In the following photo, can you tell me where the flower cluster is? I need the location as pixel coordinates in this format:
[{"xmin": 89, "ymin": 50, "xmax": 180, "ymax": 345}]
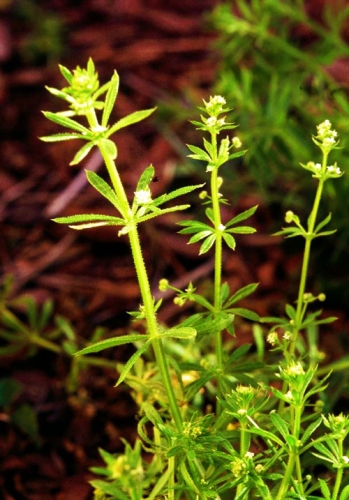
[{"xmin": 313, "ymin": 119, "xmax": 339, "ymax": 154}]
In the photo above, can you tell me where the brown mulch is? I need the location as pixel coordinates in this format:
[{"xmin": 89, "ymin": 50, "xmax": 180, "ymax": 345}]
[{"xmin": 0, "ymin": 1, "xmax": 348, "ymax": 499}]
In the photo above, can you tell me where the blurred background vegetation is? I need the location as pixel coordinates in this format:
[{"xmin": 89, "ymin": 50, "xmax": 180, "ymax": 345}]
[{"xmin": 157, "ymin": 0, "xmax": 349, "ymax": 307}]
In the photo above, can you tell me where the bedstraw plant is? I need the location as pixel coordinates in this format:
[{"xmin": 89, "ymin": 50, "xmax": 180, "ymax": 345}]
[{"xmin": 41, "ymin": 59, "xmax": 349, "ymax": 499}]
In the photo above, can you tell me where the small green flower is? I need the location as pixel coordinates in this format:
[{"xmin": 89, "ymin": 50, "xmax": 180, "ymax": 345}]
[
  {"xmin": 159, "ymin": 279, "xmax": 169, "ymax": 291},
  {"xmin": 231, "ymin": 457, "xmax": 247, "ymax": 477},
  {"xmin": 312, "ymin": 119, "xmax": 340, "ymax": 155},
  {"xmin": 322, "ymin": 413, "xmax": 349, "ymax": 439}
]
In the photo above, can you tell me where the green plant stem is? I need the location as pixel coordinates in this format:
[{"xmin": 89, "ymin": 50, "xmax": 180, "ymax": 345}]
[
  {"xmin": 210, "ymin": 132, "xmax": 224, "ymax": 416},
  {"xmin": 332, "ymin": 439, "xmax": 344, "ymax": 500},
  {"xmin": 128, "ymin": 225, "xmax": 183, "ymax": 431},
  {"xmin": 289, "ymin": 153, "xmax": 327, "ymax": 357},
  {"xmin": 236, "ymin": 421, "xmax": 250, "ymax": 498},
  {"xmin": 30, "ymin": 332, "xmax": 62, "ymax": 354},
  {"xmin": 276, "ymin": 403, "xmax": 303, "ymax": 500},
  {"xmin": 84, "ymin": 109, "xmax": 184, "ymax": 432}
]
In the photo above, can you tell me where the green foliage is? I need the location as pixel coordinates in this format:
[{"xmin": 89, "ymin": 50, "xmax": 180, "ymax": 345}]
[
  {"xmin": 205, "ymin": 0, "xmax": 349, "ymax": 293},
  {"xmin": 0, "ymin": 377, "xmax": 40, "ymax": 444},
  {"xmin": 37, "ymin": 59, "xmax": 349, "ymax": 499}
]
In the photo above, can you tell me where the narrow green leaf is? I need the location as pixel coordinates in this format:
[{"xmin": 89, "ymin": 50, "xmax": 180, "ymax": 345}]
[
  {"xmin": 339, "ymin": 485, "xmax": 349, "ymax": 500},
  {"xmin": 228, "ymin": 307, "xmax": 260, "ymax": 322},
  {"xmin": 152, "ymin": 183, "xmax": 204, "ymax": 207},
  {"xmin": 225, "ymin": 205, "xmax": 258, "ymax": 227},
  {"xmin": 274, "ymin": 227, "xmax": 306, "ymax": 238},
  {"xmin": 12, "ymin": 404, "xmax": 40, "ymax": 444},
  {"xmin": 228, "ymin": 150, "xmax": 247, "ymax": 160},
  {"xmin": 100, "ymin": 138, "xmax": 117, "ymax": 160},
  {"xmin": 136, "ymin": 165, "xmax": 155, "ymax": 192},
  {"xmin": 226, "ymin": 225, "xmax": 256, "ymax": 234},
  {"xmin": 40, "ymin": 132, "xmax": 83, "ymax": 142},
  {"xmin": 187, "ymin": 144, "xmax": 211, "ymax": 162},
  {"xmin": 42, "ymin": 111, "xmax": 89, "ymax": 134},
  {"xmin": 225, "ymin": 283, "xmax": 259, "ymax": 307},
  {"xmin": 269, "ymin": 412, "xmax": 290, "ymax": 441},
  {"xmin": 59, "ymin": 64, "xmax": 73, "ymax": 84},
  {"xmin": 314, "ymin": 213, "xmax": 332, "ymax": 234},
  {"xmin": 205, "ymin": 207, "xmax": 215, "ymax": 224},
  {"xmin": 203, "ymin": 137, "xmax": 214, "ymax": 156},
  {"xmin": 69, "ymin": 221, "xmax": 119, "ymax": 230},
  {"xmin": 185, "ymin": 371, "xmax": 216, "ymax": 401},
  {"xmin": 221, "ymin": 282, "xmax": 230, "ymax": 305},
  {"xmin": 115, "ymin": 340, "xmax": 151, "ymax": 386},
  {"xmin": 75, "ymin": 333, "xmax": 149, "ymax": 356},
  {"xmin": 314, "ymin": 230, "xmax": 337, "ymax": 238},
  {"xmin": 1, "ymin": 309, "xmax": 28, "ymax": 334},
  {"xmin": 301, "ymin": 417, "xmax": 322, "ymax": 445},
  {"xmin": 226, "ymin": 344, "xmax": 252, "ymax": 364},
  {"xmin": 45, "ymin": 86, "xmax": 75, "ymax": 103},
  {"xmin": 142, "ymin": 402, "xmax": 165, "ymax": 427},
  {"xmin": 89, "ymin": 480, "xmax": 129, "ymax": 499},
  {"xmin": 199, "ymin": 233, "xmax": 216, "ymax": 254},
  {"xmin": 86, "ymin": 170, "xmax": 123, "ymax": 213},
  {"xmin": 189, "ymin": 230, "xmax": 213, "ymax": 244},
  {"xmin": 102, "ymin": 71, "xmax": 119, "ymax": 127},
  {"xmin": 177, "ymin": 220, "xmax": 212, "ymax": 234},
  {"xmin": 190, "ymin": 293, "xmax": 214, "ymax": 311},
  {"xmin": 0, "ymin": 378, "xmax": 23, "ymax": 407},
  {"xmin": 160, "ymin": 326, "xmax": 197, "ymax": 339},
  {"xmin": 107, "ymin": 108, "xmax": 156, "ymax": 135},
  {"xmin": 136, "ymin": 204, "xmax": 191, "ymax": 225},
  {"xmin": 318, "ymin": 478, "xmax": 331, "ymax": 500},
  {"xmin": 70, "ymin": 142, "xmax": 94, "ymax": 165},
  {"xmin": 53, "ymin": 213, "xmax": 124, "ymax": 225},
  {"xmin": 285, "ymin": 303, "xmax": 296, "ymax": 321},
  {"xmin": 222, "ymin": 232, "xmax": 236, "ymax": 250}
]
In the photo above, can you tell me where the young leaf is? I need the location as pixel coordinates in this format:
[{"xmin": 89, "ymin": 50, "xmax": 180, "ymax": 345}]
[
  {"xmin": 301, "ymin": 417, "xmax": 322, "ymax": 446},
  {"xmin": 85, "ymin": 170, "xmax": 123, "ymax": 213},
  {"xmin": 318, "ymin": 478, "xmax": 331, "ymax": 500},
  {"xmin": 226, "ymin": 225, "xmax": 256, "ymax": 234},
  {"xmin": 152, "ymin": 183, "xmax": 205, "ymax": 208},
  {"xmin": 101, "ymin": 71, "xmax": 119, "ymax": 127},
  {"xmin": 225, "ymin": 205, "xmax": 258, "ymax": 227},
  {"xmin": 227, "ymin": 307, "xmax": 260, "ymax": 322},
  {"xmin": 53, "ymin": 213, "xmax": 124, "ymax": 226},
  {"xmin": 136, "ymin": 165, "xmax": 155, "ymax": 192},
  {"xmin": 339, "ymin": 485, "xmax": 349, "ymax": 500},
  {"xmin": 40, "ymin": 132, "xmax": 84, "ymax": 143},
  {"xmin": 45, "ymin": 86, "xmax": 75, "ymax": 104},
  {"xmin": 285, "ymin": 303, "xmax": 296, "ymax": 321},
  {"xmin": 107, "ymin": 108, "xmax": 156, "ymax": 135},
  {"xmin": 224, "ymin": 283, "xmax": 259, "ymax": 308},
  {"xmin": 70, "ymin": 142, "xmax": 95, "ymax": 165},
  {"xmin": 135, "ymin": 204, "xmax": 191, "ymax": 225},
  {"xmin": 187, "ymin": 144, "xmax": 212, "ymax": 162},
  {"xmin": 42, "ymin": 111, "xmax": 89, "ymax": 134},
  {"xmin": 269, "ymin": 412, "xmax": 290, "ymax": 441},
  {"xmin": 177, "ymin": 220, "xmax": 213, "ymax": 234},
  {"xmin": 74, "ymin": 333, "xmax": 149, "ymax": 356},
  {"xmin": 222, "ymin": 232, "xmax": 236, "ymax": 250},
  {"xmin": 59, "ymin": 64, "xmax": 73, "ymax": 84},
  {"xmin": 314, "ymin": 213, "xmax": 332, "ymax": 234},
  {"xmin": 199, "ymin": 234, "xmax": 216, "ymax": 254},
  {"xmin": 100, "ymin": 138, "xmax": 117, "ymax": 160},
  {"xmin": 115, "ymin": 340, "xmax": 151, "ymax": 386},
  {"xmin": 188, "ymin": 230, "xmax": 213, "ymax": 244},
  {"xmin": 159, "ymin": 326, "xmax": 197, "ymax": 340}
]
